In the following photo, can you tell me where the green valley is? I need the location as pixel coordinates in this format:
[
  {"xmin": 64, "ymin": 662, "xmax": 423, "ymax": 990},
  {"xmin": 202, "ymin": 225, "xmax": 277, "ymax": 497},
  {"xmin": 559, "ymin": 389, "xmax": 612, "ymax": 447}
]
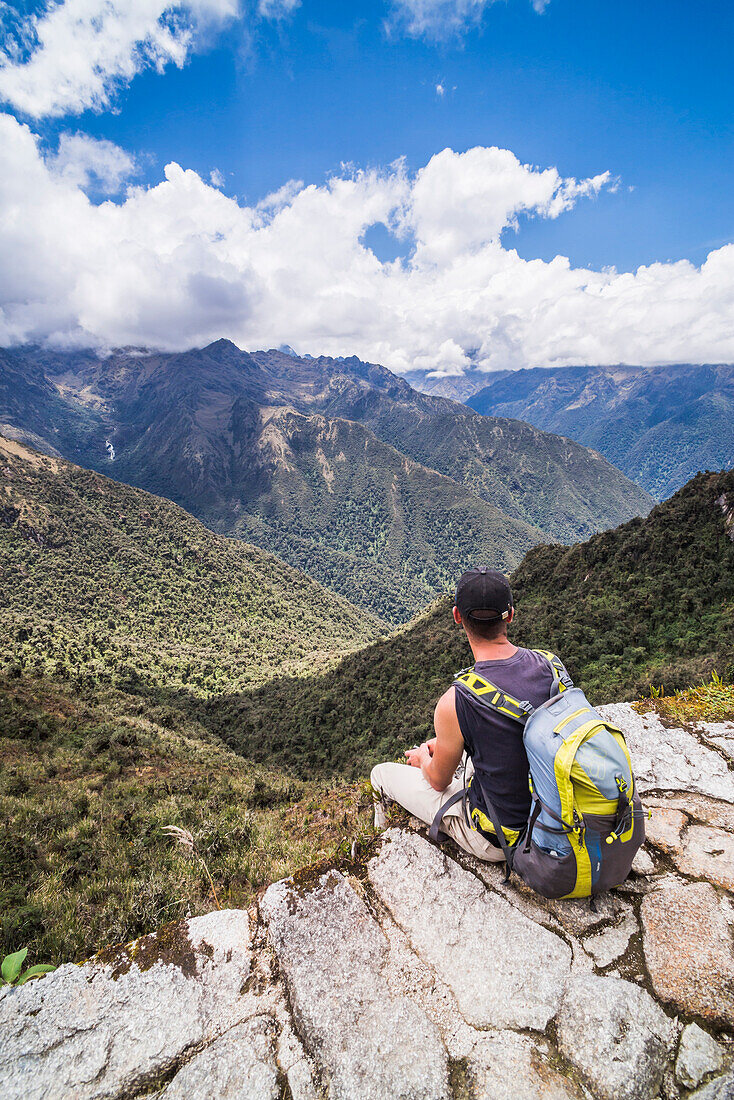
[
  {"xmin": 216, "ymin": 468, "xmax": 734, "ymax": 779},
  {"xmin": 1, "ymin": 342, "xmax": 653, "ymax": 621}
]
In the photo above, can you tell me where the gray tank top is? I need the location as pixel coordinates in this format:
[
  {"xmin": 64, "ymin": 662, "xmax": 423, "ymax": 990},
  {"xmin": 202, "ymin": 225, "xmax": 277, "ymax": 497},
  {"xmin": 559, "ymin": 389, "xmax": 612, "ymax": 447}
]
[{"xmin": 454, "ymin": 647, "xmax": 557, "ymax": 831}]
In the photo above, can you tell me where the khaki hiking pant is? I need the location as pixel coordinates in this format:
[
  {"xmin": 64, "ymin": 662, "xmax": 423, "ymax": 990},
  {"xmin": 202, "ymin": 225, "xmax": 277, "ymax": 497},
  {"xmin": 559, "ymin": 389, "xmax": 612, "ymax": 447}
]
[{"xmin": 370, "ymin": 754, "xmax": 506, "ymax": 863}]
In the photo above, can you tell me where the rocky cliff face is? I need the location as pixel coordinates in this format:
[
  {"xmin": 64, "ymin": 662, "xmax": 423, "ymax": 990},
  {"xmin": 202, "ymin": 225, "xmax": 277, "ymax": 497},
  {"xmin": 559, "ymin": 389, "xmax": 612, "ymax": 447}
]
[{"xmin": 2, "ymin": 702, "xmax": 733, "ymax": 1100}]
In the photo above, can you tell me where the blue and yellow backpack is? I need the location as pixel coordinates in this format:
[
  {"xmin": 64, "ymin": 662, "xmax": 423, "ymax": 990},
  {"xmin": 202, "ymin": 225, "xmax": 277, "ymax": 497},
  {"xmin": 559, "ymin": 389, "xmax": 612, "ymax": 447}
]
[{"xmin": 434, "ymin": 651, "xmax": 646, "ymax": 899}]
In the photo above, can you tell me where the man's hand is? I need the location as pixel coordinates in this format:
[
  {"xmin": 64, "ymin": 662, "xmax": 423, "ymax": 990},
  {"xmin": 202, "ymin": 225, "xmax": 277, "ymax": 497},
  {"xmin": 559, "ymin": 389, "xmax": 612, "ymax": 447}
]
[{"xmin": 405, "ymin": 738, "xmax": 435, "ymax": 768}]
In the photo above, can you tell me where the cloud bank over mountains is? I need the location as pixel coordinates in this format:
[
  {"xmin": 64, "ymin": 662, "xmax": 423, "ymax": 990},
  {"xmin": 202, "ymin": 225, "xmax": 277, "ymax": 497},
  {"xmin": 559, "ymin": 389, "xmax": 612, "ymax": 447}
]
[{"xmin": 1, "ymin": 113, "xmax": 733, "ymax": 375}]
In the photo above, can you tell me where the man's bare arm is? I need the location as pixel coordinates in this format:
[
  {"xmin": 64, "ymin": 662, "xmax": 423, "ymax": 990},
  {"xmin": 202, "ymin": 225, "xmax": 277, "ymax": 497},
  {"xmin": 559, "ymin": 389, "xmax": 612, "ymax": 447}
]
[{"xmin": 405, "ymin": 687, "xmax": 465, "ymax": 792}]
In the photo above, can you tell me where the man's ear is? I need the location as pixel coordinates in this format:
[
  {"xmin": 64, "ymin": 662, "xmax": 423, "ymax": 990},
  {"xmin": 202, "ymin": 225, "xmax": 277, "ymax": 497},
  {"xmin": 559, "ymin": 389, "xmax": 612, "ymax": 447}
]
[
  {"xmin": 452, "ymin": 606, "xmax": 462, "ymax": 626},
  {"xmin": 507, "ymin": 607, "xmax": 515, "ymax": 624}
]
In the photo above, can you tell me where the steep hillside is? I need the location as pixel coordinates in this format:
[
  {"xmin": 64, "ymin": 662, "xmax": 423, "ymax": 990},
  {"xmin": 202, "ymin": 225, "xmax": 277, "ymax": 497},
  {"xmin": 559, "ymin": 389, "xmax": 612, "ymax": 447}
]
[
  {"xmin": 213, "ymin": 469, "xmax": 734, "ymax": 779},
  {"xmin": 0, "ymin": 437, "xmax": 379, "ymax": 696},
  {"xmin": 1, "ymin": 342, "xmax": 652, "ymax": 620},
  {"xmin": 251, "ymin": 348, "xmax": 652, "ymax": 542},
  {"xmin": 467, "ymin": 363, "xmax": 734, "ymax": 499},
  {"xmin": 0, "ymin": 673, "xmax": 372, "ymax": 966}
]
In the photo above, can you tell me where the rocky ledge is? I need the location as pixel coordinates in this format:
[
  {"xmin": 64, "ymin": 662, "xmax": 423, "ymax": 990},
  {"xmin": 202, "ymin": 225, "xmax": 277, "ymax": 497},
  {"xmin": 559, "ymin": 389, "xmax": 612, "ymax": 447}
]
[{"xmin": 2, "ymin": 703, "xmax": 733, "ymax": 1100}]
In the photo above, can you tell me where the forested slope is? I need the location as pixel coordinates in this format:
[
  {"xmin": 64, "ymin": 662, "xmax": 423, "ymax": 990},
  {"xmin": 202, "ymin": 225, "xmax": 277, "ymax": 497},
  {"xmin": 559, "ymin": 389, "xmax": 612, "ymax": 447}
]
[
  {"xmin": 212, "ymin": 469, "xmax": 734, "ymax": 779},
  {"xmin": 468, "ymin": 362, "xmax": 734, "ymax": 499},
  {"xmin": 0, "ymin": 437, "xmax": 380, "ymax": 696}
]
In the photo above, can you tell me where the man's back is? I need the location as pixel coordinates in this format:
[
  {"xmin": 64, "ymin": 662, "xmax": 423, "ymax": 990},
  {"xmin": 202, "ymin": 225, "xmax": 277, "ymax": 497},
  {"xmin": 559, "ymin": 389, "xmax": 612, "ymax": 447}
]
[{"xmin": 455, "ymin": 647, "xmax": 557, "ymax": 832}]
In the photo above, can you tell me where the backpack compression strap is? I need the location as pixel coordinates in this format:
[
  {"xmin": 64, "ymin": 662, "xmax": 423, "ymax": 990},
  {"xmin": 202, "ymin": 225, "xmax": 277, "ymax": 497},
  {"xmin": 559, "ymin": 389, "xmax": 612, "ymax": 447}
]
[
  {"xmin": 532, "ymin": 650, "xmax": 574, "ymax": 692},
  {"xmin": 453, "ymin": 667, "xmax": 534, "ymax": 724}
]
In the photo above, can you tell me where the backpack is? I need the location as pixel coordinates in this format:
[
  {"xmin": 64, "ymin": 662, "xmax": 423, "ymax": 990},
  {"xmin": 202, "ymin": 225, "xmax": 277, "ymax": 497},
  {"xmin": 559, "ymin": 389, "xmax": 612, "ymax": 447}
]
[{"xmin": 430, "ymin": 651, "xmax": 646, "ymax": 899}]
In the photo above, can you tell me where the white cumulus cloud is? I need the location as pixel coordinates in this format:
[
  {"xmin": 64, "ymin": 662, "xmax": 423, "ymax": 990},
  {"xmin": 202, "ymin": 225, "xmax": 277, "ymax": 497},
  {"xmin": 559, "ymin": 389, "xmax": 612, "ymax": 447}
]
[
  {"xmin": 0, "ymin": 0, "xmax": 239, "ymax": 119},
  {"xmin": 390, "ymin": 0, "xmax": 548, "ymax": 40},
  {"xmin": 49, "ymin": 132, "xmax": 138, "ymax": 193},
  {"xmin": 1, "ymin": 112, "xmax": 733, "ymax": 376}
]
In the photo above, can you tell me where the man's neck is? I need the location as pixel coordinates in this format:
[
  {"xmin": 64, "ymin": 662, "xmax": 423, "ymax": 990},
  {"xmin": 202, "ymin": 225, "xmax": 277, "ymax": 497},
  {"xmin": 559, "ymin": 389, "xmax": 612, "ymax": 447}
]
[{"xmin": 470, "ymin": 636, "xmax": 518, "ymax": 663}]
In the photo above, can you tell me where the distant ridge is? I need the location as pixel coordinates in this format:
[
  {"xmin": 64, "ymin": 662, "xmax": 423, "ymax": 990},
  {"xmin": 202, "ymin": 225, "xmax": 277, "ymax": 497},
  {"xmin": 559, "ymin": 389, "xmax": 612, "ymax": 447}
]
[{"xmin": 467, "ymin": 362, "xmax": 734, "ymax": 499}]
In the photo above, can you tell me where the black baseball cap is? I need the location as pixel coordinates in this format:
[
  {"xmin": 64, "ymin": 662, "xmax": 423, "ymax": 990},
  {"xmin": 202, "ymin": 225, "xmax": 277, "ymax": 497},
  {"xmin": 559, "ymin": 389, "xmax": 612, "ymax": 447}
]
[{"xmin": 455, "ymin": 566, "xmax": 513, "ymax": 624}]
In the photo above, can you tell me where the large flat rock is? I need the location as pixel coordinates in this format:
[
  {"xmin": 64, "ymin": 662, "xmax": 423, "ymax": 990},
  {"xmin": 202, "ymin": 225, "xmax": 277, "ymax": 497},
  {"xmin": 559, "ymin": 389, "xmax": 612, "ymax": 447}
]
[
  {"xmin": 465, "ymin": 1031, "xmax": 587, "ymax": 1100},
  {"xmin": 260, "ymin": 868, "xmax": 450, "ymax": 1100},
  {"xmin": 697, "ymin": 720, "xmax": 734, "ymax": 762},
  {"xmin": 598, "ymin": 703, "xmax": 734, "ymax": 801},
  {"xmin": 556, "ymin": 975, "xmax": 674, "ymax": 1100},
  {"xmin": 675, "ymin": 824, "xmax": 734, "ymax": 891},
  {"xmin": 159, "ymin": 1015, "xmax": 280, "ymax": 1099},
  {"xmin": 0, "ymin": 910, "xmax": 253, "ymax": 1100},
  {"xmin": 368, "ymin": 830, "xmax": 572, "ymax": 1030},
  {"xmin": 641, "ymin": 881, "xmax": 734, "ymax": 1026}
]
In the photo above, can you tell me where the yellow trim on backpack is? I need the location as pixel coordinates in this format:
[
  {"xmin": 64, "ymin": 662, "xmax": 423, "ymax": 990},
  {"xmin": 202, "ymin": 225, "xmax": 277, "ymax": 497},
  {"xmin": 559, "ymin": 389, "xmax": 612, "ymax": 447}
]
[
  {"xmin": 570, "ymin": 759, "xmax": 619, "ymax": 816},
  {"xmin": 554, "ymin": 707, "xmax": 590, "ymax": 734},
  {"xmin": 469, "ymin": 806, "xmax": 521, "ymax": 847},
  {"xmin": 533, "ymin": 649, "xmax": 570, "ymax": 693},
  {"xmin": 564, "ymin": 824, "xmax": 593, "ymax": 898},
  {"xmin": 553, "ymin": 720, "xmax": 601, "ymax": 826},
  {"xmin": 552, "ymin": 719, "xmax": 602, "ymax": 898}
]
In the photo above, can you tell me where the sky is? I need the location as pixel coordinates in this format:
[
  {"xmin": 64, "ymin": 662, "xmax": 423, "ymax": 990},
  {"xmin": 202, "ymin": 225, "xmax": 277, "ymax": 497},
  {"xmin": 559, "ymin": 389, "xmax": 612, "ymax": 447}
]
[{"xmin": 0, "ymin": 0, "xmax": 732, "ymax": 376}]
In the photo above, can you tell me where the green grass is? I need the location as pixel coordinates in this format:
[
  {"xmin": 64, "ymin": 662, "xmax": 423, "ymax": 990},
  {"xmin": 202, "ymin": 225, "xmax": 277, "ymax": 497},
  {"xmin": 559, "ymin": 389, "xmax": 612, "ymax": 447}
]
[
  {"xmin": 634, "ymin": 672, "xmax": 734, "ymax": 725},
  {"xmin": 0, "ymin": 675, "xmax": 377, "ymax": 966}
]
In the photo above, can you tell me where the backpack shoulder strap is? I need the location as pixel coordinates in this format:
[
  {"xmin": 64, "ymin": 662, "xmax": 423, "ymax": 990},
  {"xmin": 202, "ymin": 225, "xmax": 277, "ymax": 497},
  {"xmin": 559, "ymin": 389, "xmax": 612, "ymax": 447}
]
[
  {"xmin": 453, "ymin": 666, "xmax": 534, "ymax": 726},
  {"xmin": 532, "ymin": 649, "xmax": 574, "ymax": 692}
]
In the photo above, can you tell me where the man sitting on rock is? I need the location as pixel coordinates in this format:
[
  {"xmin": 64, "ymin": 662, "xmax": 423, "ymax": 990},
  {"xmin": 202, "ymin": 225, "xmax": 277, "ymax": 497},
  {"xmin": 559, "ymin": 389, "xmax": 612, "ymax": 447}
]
[{"xmin": 371, "ymin": 566, "xmax": 562, "ymax": 861}]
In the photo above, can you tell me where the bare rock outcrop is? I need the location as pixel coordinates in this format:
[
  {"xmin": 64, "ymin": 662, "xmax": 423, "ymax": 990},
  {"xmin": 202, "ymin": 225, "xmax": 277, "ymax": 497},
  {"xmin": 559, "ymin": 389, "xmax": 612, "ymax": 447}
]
[{"xmin": 1, "ymin": 703, "xmax": 733, "ymax": 1099}]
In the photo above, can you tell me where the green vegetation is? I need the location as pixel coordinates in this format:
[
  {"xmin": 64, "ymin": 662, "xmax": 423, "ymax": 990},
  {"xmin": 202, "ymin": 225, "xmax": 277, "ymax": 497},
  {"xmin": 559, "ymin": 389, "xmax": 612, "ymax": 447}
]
[
  {"xmin": 0, "ymin": 674, "xmax": 376, "ymax": 965},
  {"xmin": 1, "ymin": 947, "xmax": 55, "ymax": 986},
  {"xmin": 634, "ymin": 671, "xmax": 734, "ymax": 725},
  {"xmin": 0, "ymin": 438, "xmax": 379, "ymax": 695},
  {"xmin": 216, "ymin": 470, "xmax": 734, "ymax": 779}
]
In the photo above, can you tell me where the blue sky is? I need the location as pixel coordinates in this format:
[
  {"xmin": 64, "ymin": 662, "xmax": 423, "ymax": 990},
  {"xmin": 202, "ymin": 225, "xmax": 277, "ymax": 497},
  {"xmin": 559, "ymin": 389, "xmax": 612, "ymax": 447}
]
[
  {"xmin": 51, "ymin": 0, "xmax": 734, "ymax": 271},
  {"xmin": 0, "ymin": 0, "xmax": 732, "ymax": 372}
]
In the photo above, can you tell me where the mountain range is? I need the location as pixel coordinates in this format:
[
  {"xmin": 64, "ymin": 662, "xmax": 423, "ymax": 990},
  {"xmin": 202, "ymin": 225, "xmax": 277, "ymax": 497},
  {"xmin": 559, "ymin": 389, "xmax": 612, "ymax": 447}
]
[
  {"xmin": 466, "ymin": 362, "xmax": 734, "ymax": 500},
  {"xmin": 0, "ymin": 342, "xmax": 652, "ymax": 621}
]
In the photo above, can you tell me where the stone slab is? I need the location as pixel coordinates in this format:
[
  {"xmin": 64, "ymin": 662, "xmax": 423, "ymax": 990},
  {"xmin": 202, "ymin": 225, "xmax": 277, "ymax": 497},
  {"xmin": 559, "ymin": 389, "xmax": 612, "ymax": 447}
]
[
  {"xmin": 368, "ymin": 830, "xmax": 572, "ymax": 1030},
  {"xmin": 261, "ymin": 868, "xmax": 449, "ymax": 1100},
  {"xmin": 466, "ymin": 1031, "xmax": 587, "ymax": 1100},
  {"xmin": 697, "ymin": 721, "xmax": 734, "ymax": 762},
  {"xmin": 641, "ymin": 881, "xmax": 734, "ymax": 1026},
  {"xmin": 646, "ymin": 808, "xmax": 688, "ymax": 853},
  {"xmin": 0, "ymin": 911, "xmax": 252, "ymax": 1100},
  {"xmin": 644, "ymin": 793, "xmax": 734, "ymax": 832},
  {"xmin": 471, "ymin": 855, "xmax": 630, "ymax": 936},
  {"xmin": 675, "ymin": 1023, "xmax": 727, "ymax": 1090},
  {"xmin": 597, "ymin": 704, "xmax": 734, "ymax": 802},
  {"xmin": 676, "ymin": 824, "xmax": 734, "ymax": 891},
  {"xmin": 557, "ymin": 974, "xmax": 674, "ymax": 1100},
  {"xmin": 689, "ymin": 1068, "xmax": 734, "ymax": 1100},
  {"xmin": 160, "ymin": 1016, "xmax": 280, "ymax": 1099},
  {"xmin": 582, "ymin": 910, "xmax": 639, "ymax": 968}
]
